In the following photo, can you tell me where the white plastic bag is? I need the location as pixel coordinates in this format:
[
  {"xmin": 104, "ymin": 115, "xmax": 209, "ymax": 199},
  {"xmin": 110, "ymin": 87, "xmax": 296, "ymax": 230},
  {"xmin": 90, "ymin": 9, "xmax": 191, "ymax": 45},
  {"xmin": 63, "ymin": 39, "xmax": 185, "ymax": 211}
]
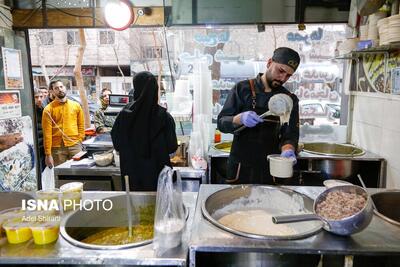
[
  {"xmin": 41, "ymin": 167, "xmax": 55, "ymax": 190},
  {"xmin": 153, "ymin": 166, "xmax": 185, "ymax": 256}
]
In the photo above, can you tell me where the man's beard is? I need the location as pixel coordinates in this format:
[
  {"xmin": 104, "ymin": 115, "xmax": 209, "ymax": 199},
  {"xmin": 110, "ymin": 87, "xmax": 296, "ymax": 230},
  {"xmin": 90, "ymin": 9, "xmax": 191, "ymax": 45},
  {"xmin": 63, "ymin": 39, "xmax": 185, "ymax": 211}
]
[
  {"xmin": 57, "ymin": 92, "xmax": 66, "ymax": 99},
  {"xmin": 267, "ymin": 77, "xmax": 283, "ymax": 89}
]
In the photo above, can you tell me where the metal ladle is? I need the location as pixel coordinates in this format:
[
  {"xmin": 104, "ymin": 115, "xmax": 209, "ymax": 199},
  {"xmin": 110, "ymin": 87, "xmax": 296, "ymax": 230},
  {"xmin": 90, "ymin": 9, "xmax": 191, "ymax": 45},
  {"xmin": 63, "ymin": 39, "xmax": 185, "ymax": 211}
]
[
  {"xmin": 124, "ymin": 175, "xmax": 133, "ymax": 238},
  {"xmin": 234, "ymin": 93, "xmax": 293, "ymax": 134},
  {"xmin": 357, "ymin": 174, "xmax": 377, "ymax": 211}
]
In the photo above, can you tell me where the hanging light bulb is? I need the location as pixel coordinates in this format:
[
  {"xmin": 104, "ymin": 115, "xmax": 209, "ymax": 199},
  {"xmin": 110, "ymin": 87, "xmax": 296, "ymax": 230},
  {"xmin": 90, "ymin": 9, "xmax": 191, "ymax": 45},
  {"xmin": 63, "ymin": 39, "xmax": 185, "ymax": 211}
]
[{"xmin": 104, "ymin": 0, "xmax": 134, "ymax": 31}]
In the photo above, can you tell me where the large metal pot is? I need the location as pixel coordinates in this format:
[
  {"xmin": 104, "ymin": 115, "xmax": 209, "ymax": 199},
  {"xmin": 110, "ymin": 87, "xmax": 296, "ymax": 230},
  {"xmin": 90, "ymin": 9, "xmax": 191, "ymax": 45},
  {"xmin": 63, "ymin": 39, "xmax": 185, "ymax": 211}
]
[
  {"xmin": 302, "ymin": 143, "xmax": 365, "ymax": 179},
  {"xmin": 273, "ymin": 185, "xmax": 374, "ymax": 236},
  {"xmin": 61, "ymin": 193, "xmax": 156, "ymax": 250},
  {"xmin": 371, "ymin": 190, "xmax": 400, "ymax": 226}
]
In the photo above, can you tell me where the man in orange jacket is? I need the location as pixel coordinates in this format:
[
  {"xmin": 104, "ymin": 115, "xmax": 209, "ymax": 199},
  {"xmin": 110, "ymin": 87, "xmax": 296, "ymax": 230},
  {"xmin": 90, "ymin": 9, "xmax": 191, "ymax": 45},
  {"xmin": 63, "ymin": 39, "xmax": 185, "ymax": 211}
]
[{"xmin": 42, "ymin": 80, "xmax": 85, "ymax": 167}]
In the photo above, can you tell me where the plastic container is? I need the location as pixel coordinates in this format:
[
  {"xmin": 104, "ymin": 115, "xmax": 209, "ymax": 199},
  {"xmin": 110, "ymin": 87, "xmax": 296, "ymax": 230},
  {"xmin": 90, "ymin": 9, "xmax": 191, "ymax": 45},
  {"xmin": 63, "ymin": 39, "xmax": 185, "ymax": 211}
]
[
  {"xmin": 60, "ymin": 182, "xmax": 83, "ymax": 211},
  {"xmin": 3, "ymin": 218, "xmax": 32, "ymax": 244},
  {"xmin": 36, "ymin": 188, "xmax": 61, "ymax": 201},
  {"xmin": 267, "ymin": 154, "xmax": 295, "ymax": 178},
  {"xmin": 31, "ymin": 222, "xmax": 60, "ymax": 245},
  {"xmin": 0, "ymin": 208, "xmax": 25, "ymax": 237}
]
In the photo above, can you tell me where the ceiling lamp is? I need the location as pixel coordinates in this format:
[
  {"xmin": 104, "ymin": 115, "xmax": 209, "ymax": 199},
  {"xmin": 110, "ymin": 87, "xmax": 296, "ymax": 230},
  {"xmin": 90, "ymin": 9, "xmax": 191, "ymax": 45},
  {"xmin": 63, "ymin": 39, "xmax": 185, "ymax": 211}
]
[{"xmin": 104, "ymin": 0, "xmax": 134, "ymax": 31}]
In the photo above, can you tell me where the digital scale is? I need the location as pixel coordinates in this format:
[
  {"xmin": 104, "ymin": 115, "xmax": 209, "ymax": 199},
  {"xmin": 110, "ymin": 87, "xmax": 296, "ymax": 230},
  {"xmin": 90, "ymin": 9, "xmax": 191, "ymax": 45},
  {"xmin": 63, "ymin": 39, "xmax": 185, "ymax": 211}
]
[{"xmin": 104, "ymin": 94, "xmax": 130, "ymax": 115}]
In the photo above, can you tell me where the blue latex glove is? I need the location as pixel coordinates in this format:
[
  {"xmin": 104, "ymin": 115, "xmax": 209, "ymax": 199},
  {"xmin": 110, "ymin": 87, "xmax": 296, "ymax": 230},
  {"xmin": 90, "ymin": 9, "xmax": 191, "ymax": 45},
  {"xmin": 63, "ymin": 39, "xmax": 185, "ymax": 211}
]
[
  {"xmin": 240, "ymin": 111, "xmax": 263, "ymax": 128},
  {"xmin": 281, "ymin": 149, "xmax": 297, "ymax": 165}
]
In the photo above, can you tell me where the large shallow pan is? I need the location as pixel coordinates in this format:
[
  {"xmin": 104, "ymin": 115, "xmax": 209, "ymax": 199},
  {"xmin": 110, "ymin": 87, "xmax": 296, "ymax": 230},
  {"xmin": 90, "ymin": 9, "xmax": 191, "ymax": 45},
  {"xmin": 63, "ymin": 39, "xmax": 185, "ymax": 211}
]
[
  {"xmin": 273, "ymin": 185, "xmax": 373, "ymax": 236},
  {"xmin": 202, "ymin": 185, "xmax": 323, "ymax": 240}
]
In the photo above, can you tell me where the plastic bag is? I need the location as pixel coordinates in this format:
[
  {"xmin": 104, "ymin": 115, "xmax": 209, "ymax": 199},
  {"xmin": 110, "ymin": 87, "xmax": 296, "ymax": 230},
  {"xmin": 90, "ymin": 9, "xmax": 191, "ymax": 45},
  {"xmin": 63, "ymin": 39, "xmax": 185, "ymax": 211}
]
[
  {"xmin": 153, "ymin": 166, "xmax": 185, "ymax": 256},
  {"xmin": 41, "ymin": 167, "xmax": 55, "ymax": 190},
  {"xmin": 188, "ymin": 130, "xmax": 207, "ymax": 169}
]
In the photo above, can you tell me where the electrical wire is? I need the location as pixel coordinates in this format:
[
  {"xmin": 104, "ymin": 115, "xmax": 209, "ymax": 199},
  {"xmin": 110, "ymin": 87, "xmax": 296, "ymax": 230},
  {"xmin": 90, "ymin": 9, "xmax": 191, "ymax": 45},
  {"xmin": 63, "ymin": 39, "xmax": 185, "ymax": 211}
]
[{"xmin": 45, "ymin": 3, "xmax": 105, "ymax": 25}]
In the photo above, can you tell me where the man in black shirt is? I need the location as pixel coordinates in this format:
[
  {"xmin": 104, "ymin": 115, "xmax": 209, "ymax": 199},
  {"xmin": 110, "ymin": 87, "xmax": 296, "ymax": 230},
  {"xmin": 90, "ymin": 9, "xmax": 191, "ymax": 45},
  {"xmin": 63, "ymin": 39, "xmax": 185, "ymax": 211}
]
[{"xmin": 217, "ymin": 47, "xmax": 300, "ymax": 184}]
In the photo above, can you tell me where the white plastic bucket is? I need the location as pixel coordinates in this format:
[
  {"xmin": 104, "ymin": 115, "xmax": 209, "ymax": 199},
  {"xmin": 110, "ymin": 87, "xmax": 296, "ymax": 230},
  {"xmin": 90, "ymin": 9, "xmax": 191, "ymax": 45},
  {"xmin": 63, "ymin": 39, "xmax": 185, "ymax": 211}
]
[{"xmin": 267, "ymin": 154, "xmax": 294, "ymax": 178}]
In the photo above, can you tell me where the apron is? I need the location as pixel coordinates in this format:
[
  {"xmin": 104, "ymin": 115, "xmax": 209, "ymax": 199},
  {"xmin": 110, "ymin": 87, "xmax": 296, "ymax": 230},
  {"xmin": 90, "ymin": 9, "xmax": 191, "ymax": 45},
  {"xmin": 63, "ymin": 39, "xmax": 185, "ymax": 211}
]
[{"xmin": 226, "ymin": 79, "xmax": 281, "ymax": 185}]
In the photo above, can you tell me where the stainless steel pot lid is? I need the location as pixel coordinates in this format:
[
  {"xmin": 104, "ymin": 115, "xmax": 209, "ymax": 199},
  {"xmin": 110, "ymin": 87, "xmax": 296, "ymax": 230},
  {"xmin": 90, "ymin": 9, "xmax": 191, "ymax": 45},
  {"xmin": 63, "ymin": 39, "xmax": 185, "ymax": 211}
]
[{"xmin": 202, "ymin": 185, "xmax": 322, "ymax": 240}]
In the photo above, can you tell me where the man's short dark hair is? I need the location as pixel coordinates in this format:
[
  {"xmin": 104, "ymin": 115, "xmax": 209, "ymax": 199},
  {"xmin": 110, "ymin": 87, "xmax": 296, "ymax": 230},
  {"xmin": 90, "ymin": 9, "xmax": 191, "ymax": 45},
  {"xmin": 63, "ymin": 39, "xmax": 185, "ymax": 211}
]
[
  {"xmin": 101, "ymin": 88, "xmax": 112, "ymax": 95},
  {"xmin": 49, "ymin": 79, "xmax": 62, "ymax": 90}
]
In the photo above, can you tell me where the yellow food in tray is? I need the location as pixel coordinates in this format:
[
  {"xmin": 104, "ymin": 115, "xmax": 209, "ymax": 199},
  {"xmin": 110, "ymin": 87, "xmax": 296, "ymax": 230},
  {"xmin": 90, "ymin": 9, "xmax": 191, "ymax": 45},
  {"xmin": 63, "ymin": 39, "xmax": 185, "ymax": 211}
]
[
  {"xmin": 0, "ymin": 208, "xmax": 25, "ymax": 237},
  {"xmin": 81, "ymin": 205, "xmax": 155, "ymax": 246},
  {"xmin": 31, "ymin": 222, "xmax": 60, "ymax": 245},
  {"xmin": 213, "ymin": 141, "xmax": 232, "ymax": 153},
  {"xmin": 81, "ymin": 224, "xmax": 154, "ymax": 245},
  {"xmin": 3, "ymin": 218, "xmax": 32, "ymax": 244}
]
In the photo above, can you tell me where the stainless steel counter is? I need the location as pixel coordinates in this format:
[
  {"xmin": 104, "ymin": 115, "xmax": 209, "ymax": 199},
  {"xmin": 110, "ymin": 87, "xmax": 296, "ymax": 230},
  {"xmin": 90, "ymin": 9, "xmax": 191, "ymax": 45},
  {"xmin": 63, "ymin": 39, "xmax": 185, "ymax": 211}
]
[
  {"xmin": 208, "ymin": 146, "xmax": 387, "ymax": 187},
  {"xmin": 0, "ymin": 191, "xmax": 198, "ymax": 266},
  {"xmin": 189, "ymin": 185, "xmax": 400, "ymax": 266},
  {"xmin": 208, "ymin": 146, "xmax": 385, "ymax": 161},
  {"xmin": 54, "ymin": 160, "xmax": 206, "ymax": 191}
]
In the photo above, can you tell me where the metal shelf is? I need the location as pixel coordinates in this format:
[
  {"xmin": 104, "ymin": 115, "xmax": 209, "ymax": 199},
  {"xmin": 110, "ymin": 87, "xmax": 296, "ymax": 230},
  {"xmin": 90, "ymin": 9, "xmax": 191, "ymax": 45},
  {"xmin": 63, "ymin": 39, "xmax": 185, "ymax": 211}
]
[{"xmin": 334, "ymin": 42, "xmax": 400, "ymax": 93}]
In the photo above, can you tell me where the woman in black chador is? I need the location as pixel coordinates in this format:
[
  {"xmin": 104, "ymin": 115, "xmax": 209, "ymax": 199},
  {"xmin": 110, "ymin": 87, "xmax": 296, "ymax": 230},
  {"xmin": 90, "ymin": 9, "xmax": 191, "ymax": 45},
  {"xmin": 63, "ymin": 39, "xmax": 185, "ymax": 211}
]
[{"xmin": 111, "ymin": 71, "xmax": 178, "ymax": 191}]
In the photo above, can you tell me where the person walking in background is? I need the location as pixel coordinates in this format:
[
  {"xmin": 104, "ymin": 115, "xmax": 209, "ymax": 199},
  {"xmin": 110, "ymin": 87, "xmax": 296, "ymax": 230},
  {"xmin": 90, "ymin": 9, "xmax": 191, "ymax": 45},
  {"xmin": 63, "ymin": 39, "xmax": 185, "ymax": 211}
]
[
  {"xmin": 42, "ymin": 80, "xmax": 85, "ymax": 167},
  {"xmin": 111, "ymin": 71, "xmax": 178, "ymax": 191},
  {"xmin": 34, "ymin": 88, "xmax": 46, "ymax": 172},
  {"xmin": 94, "ymin": 88, "xmax": 116, "ymax": 133}
]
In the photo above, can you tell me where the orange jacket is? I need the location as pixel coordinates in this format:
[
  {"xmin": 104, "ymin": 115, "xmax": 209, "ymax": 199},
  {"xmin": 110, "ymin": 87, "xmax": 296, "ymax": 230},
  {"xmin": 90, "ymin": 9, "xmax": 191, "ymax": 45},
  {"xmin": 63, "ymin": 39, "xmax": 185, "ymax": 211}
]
[{"xmin": 42, "ymin": 99, "xmax": 84, "ymax": 156}]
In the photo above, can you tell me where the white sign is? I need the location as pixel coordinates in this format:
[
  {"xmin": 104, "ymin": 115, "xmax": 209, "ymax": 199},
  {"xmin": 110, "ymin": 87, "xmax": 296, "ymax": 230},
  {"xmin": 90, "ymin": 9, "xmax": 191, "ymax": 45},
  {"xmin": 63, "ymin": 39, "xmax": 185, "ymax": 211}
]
[{"xmin": 2, "ymin": 47, "xmax": 24, "ymax": 89}]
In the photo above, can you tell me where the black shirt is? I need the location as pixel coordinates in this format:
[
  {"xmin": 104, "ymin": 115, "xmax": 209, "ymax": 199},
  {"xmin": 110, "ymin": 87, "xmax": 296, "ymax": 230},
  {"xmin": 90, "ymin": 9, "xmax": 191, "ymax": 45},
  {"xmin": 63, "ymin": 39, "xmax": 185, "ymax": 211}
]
[{"xmin": 217, "ymin": 73, "xmax": 299, "ymax": 151}]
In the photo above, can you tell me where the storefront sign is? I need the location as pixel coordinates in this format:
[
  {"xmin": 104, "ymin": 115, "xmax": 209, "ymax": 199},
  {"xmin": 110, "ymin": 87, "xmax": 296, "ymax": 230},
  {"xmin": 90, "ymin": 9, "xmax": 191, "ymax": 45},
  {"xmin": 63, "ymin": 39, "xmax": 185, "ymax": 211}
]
[
  {"xmin": 32, "ymin": 66, "xmax": 95, "ymax": 76},
  {"xmin": 194, "ymin": 31, "xmax": 230, "ymax": 47},
  {"xmin": 2, "ymin": 47, "xmax": 24, "ymax": 89},
  {"xmin": 286, "ymin": 28, "xmax": 324, "ymax": 45},
  {"xmin": 0, "ymin": 91, "xmax": 22, "ymax": 119}
]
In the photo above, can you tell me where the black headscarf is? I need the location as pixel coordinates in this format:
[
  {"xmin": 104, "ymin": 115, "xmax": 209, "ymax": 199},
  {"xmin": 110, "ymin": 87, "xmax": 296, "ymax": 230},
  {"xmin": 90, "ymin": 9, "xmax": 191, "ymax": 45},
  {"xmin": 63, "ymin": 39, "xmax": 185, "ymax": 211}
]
[{"xmin": 126, "ymin": 71, "xmax": 163, "ymax": 158}]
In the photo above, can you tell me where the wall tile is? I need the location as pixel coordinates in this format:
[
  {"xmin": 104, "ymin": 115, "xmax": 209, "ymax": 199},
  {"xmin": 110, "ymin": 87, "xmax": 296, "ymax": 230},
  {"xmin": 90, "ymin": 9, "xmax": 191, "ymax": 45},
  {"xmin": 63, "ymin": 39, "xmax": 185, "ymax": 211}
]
[
  {"xmin": 352, "ymin": 121, "xmax": 383, "ymax": 155},
  {"xmin": 380, "ymin": 129, "xmax": 400, "ymax": 169},
  {"xmin": 382, "ymin": 99, "xmax": 400, "ymax": 133},
  {"xmin": 385, "ymin": 164, "xmax": 400, "ymax": 189},
  {"xmin": 353, "ymin": 96, "xmax": 384, "ymax": 127}
]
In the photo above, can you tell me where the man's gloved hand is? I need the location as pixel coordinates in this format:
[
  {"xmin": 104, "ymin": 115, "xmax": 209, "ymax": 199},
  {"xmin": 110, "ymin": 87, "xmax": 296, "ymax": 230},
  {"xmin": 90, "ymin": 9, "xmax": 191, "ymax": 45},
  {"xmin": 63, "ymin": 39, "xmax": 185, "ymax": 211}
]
[
  {"xmin": 280, "ymin": 149, "xmax": 297, "ymax": 165},
  {"xmin": 240, "ymin": 111, "xmax": 263, "ymax": 127}
]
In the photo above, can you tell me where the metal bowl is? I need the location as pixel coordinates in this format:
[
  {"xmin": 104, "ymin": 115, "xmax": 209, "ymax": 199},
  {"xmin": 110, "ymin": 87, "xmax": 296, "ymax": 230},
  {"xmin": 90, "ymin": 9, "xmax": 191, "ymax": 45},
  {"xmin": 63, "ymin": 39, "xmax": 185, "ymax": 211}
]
[
  {"xmin": 313, "ymin": 185, "xmax": 373, "ymax": 235},
  {"xmin": 371, "ymin": 190, "xmax": 400, "ymax": 226},
  {"xmin": 202, "ymin": 185, "xmax": 322, "ymax": 240},
  {"xmin": 273, "ymin": 185, "xmax": 374, "ymax": 236}
]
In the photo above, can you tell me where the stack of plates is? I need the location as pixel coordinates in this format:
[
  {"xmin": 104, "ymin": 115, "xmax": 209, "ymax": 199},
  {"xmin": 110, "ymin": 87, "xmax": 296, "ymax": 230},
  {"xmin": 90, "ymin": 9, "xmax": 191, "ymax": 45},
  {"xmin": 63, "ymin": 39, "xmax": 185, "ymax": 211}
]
[
  {"xmin": 337, "ymin": 38, "xmax": 359, "ymax": 55},
  {"xmin": 378, "ymin": 17, "xmax": 390, "ymax": 45},
  {"xmin": 368, "ymin": 12, "xmax": 387, "ymax": 44},
  {"xmin": 359, "ymin": 25, "xmax": 369, "ymax": 40},
  {"xmin": 388, "ymin": 14, "xmax": 400, "ymax": 43}
]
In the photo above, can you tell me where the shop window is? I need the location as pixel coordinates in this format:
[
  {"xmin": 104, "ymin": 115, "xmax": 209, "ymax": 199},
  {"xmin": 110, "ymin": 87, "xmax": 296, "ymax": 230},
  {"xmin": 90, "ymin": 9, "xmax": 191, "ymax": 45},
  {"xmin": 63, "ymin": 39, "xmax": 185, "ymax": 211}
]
[
  {"xmin": 67, "ymin": 31, "xmax": 80, "ymax": 45},
  {"xmin": 101, "ymin": 82, "xmax": 112, "ymax": 91},
  {"xmin": 38, "ymin": 32, "xmax": 54, "ymax": 45},
  {"xmin": 122, "ymin": 82, "xmax": 132, "ymax": 92},
  {"xmin": 141, "ymin": 46, "xmax": 163, "ymax": 59},
  {"xmin": 99, "ymin": 31, "xmax": 115, "ymax": 45}
]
